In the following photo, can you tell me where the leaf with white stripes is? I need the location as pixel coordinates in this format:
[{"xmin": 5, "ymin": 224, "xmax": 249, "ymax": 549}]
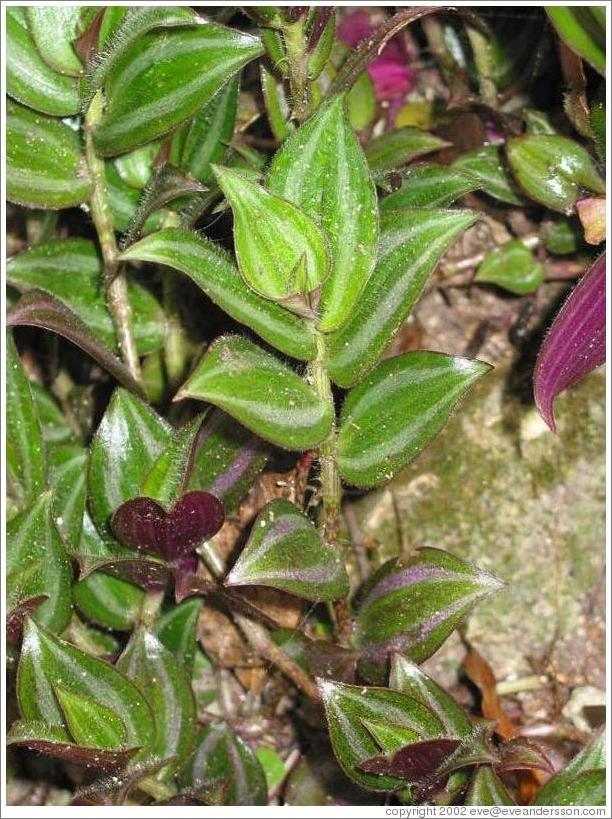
[
  {"xmin": 226, "ymin": 499, "xmax": 349, "ymax": 601},
  {"xmin": 381, "ymin": 165, "xmax": 479, "ymax": 211},
  {"xmin": 25, "ymin": 6, "xmax": 82, "ymax": 75},
  {"xmin": 355, "ymin": 548, "xmax": 504, "ymax": 682},
  {"xmin": 7, "ymin": 492, "xmax": 72, "ymax": 634},
  {"xmin": 120, "ymin": 228, "xmax": 317, "ymax": 360},
  {"xmin": 178, "ymin": 722, "xmax": 267, "ymax": 805},
  {"xmin": 117, "ymin": 628, "xmax": 196, "ymax": 779},
  {"xmin": 48, "ymin": 444, "xmax": 87, "ymax": 550},
  {"xmin": 326, "ymin": 209, "xmax": 478, "ymax": 388},
  {"xmin": 266, "ymin": 95, "xmax": 378, "ymax": 331},
  {"xmin": 337, "ymin": 351, "xmax": 491, "ymax": 488},
  {"xmin": 176, "ymin": 335, "xmax": 333, "ymax": 450},
  {"xmin": 93, "ymin": 21, "xmax": 263, "ymax": 155},
  {"xmin": 452, "ymin": 146, "xmax": 524, "ymax": 205},
  {"xmin": 317, "ymin": 679, "xmax": 444, "ymax": 791}
]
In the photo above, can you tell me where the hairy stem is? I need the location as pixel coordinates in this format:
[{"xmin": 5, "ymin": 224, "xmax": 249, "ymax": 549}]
[
  {"xmin": 283, "ymin": 18, "xmax": 310, "ymax": 122},
  {"xmin": 85, "ymin": 91, "xmax": 141, "ymax": 382},
  {"xmin": 309, "ymin": 332, "xmax": 353, "ymax": 645},
  {"xmin": 197, "ymin": 540, "xmax": 320, "ymax": 701}
]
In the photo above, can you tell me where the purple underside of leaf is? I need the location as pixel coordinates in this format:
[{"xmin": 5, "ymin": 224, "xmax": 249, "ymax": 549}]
[
  {"xmin": 495, "ymin": 737, "xmax": 554, "ymax": 773},
  {"xmin": 7, "ymin": 595, "xmax": 49, "ymax": 643},
  {"xmin": 359, "ymin": 737, "xmax": 462, "ymax": 781},
  {"xmin": 6, "ymin": 290, "xmax": 146, "ymax": 399},
  {"xmin": 534, "ymin": 253, "xmax": 605, "ymax": 431}
]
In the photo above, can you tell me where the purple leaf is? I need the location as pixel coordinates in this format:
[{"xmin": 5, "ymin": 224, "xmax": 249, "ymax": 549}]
[
  {"xmin": 359, "ymin": 737, "xmax": 462, "ymax": 781},
  {"xmin": 534, "ymin": 253, "xmax": 605, "ymax": 431},
  {"xmin": 7, "ymin": 290, "xmax": 146, "ymax": 399},
  {"xmin": 495, "ymin": 737, "xmax": 554, "ymax": 774},
  {"xmin": 111, "ymin": 490, "xmax": 225, "ymax": 561},
  {"xmin": 7, "ymin": 595, "xmax": 48, "ymax": 644}
]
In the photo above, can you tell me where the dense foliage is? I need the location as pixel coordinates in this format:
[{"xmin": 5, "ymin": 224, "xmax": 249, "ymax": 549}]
[{"xmin": 5, "ymin": 4, "xmax": 606, "ymax": 808}]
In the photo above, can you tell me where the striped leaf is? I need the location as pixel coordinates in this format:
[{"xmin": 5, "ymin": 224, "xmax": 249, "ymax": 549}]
[
  {"xmin": 6, "ymin": 7, "xmax": 79, "ymax": 116},
  {"xmin": 546, "ymin": 7, "xmax": 605, "ymax": 75},
  {"xmin": 154, "ymin": 599, "xmax": 202, "ymax": 677},
  {"xmin": 118, "ymin": 628, "xmax": 196, "ymax": 779},
  {"xmin": 381, "ymin": 165, "xmax": 479, "ymax": 211},
  {"xmin": 465, "ymin": 766, "xmax": 515, "ymax": 806},
  {"xmin": 17, "ymin": 619, "xmax": 154, "ymax": 754},
  {"xmin": 318, "ymin": 679, "xmax": 444, "ymax": 791},
  {"xmin": 365, "ymin": 128, "xmax": 449, "ymax": 175},
  {"xmin": 476, "ymin": 240, "xmax": 543, "ymax": 295},
  {"xmin": 337, "ymin": 351, "xmax": 491, "ymax": 488},
  {"xmin": 53, "ymin": 685, "xmax": 127, "ymax": 750},
  {"xmin": 533, "ymin": 729, "xmax": 606, "ymax": 806},
  {"xmin": 326, "ymin": 209, "xmax": 478, "ymax": 388},
  {"xmin": 48, "ymin": 444, "xmax": 87, "ymax": 550},
  {"xmin": 266, "ymin": 96, "xmax": 379, "ymax": 332},
  {"xmin": 120, "ymin": 228, "xmax": 317, "ymax": 361},
  {"xmin": 212, "ymin": 165, "xmax": 330, "ymax": 303},
  {"xmin": 140, "ymin": 415, "xmax": 204, "ymax": 507},
  {"xmin": 7, "ymin": 102, "xmax": 91, "ymax": 210},
  {"xmin": 226, "ymin": 499, "xmax": 349, "ymax": 601},
  {"xmin": 93, "ymin": 22, "xmax": 263, "ymax": 155},
  {"xmin": 178, "ymin": 76, "xmax": 239, "ymax": 184},
  {"xmin": 7, "ymin": 493, "xmax": 72, "ymax": 634},
  {"xmin": 31, "ymin": 382, "xmax": 74, "ymax": 446},
  {"xmin": 7, "ymin": 290, "xmax": 145, "ymax": 399},
  {"xmin": 25, "ymin": 6, "xmax": 82, "ymax": 75},
  {"xmin": 72, "ymin": 511, "xmax": 144, "ymax": 631},
  {"xmin": 389, "ymin": 655, "xmax": 472, "ymax": 737},
  {"xmin": 6, "ymin": 332, "xmax": 46, "ymax": 508},
  {"xmin": 7, "ymin": 238, "xmax": 166, "ymax": 356},
  {"xmin": 178, "ymin": 722, "xmax": 267, "ymax": 805},
  {"xmin": 176, "ymin": 336, "xmax": 333, "ymax": 450},
  {"xmin": 189, "ymin": 410, "xmax": 268, "ymax": 515},
  {"xmin": 506, "ymin": 135, "xmax": 605, "ymax": 214},
  {"xmin": 355, "ymin": 548, "xmax": 504, "ymax": 681},
  {"xmin": 452, "ymin": 146, "xmax": 524, "ymax": 206}
]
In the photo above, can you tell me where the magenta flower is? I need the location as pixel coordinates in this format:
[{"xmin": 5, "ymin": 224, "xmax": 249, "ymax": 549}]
[
  {"xmin": 338, "ymin": 10, "xmax": 415, "ymax": 103},
  {"xmin": 533, "ymin": 254, "xmax": 606, "ymax": 431}
]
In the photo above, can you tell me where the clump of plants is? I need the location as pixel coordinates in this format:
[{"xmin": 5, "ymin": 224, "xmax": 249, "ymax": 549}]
[{"xmin": 5, "ymin": 4, "xmax": 606, "ymax": 808}]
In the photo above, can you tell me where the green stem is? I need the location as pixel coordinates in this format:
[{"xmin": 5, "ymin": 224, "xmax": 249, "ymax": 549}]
[
  {"xmin": 138, "ymin": 588, "xmax": 164, "ymax": 628},
  {"xmin": 85, "ymin": 91, "xmax": 142, "ymax": 382},
  {"xmin": 283, "ymin": 18, "xmax": 310, "ymax": 122}
]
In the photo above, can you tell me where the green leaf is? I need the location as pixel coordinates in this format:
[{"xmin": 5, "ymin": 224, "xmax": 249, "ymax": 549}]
[
  {"xmin": 154, "ymin": 599, "xmax": 202, "ymax": 677},
  {"xmin": 318, "ymin": 679, "xmax": 443, "ymax": 791},
  {"xmin": 346, "ymin": 71, "xmax": 376, "ymax": 130},
  {"xmin": 117, "ymin": 628, "xmax": 196, "ymax": 778},
  {"xmin": 326, "ymin": 209, "xmax": 478, "ymax": 388},
  {"xmin": 546, "ymin": 7, "xmax": 605, "ymax": 75},
  {"xmin": 106, "ymin": 161, "xmax": 167, "ymax": 234},
  {"xmin": 72, "ymin": 512, "xmax": 144, "ymax": 631},
  {"xmin": 354, "ymin": 548, "xmax": 504, "ymax": 681},
  {"xmin": 7, "ymin": 102, "xmax": 91, "ymax": 210},
  {"xmin": 7, "ymin": 290, "xmax": 146, "ymax": 399},
  {"xmin": 337, "ymin": 350, "xmax": 491, "ymax": 488},
  {"xmin": 475, "ymin": 240, "xmax": 544, "ymax": 295},
  {"xmin": 6, "ymin": 7, "xmax": 80, "ymax": 116},
  {"xmin": 507, "ymin": 135, "xmax": 605, "ymax": 214},
  {"xmin": 541, "ymin": 216, "xmax": 583, "ymax": 255},
  {"xmin": 6, "ymin": 331, "xmax": 46, "ymax": 507},
  {"xmin": 179, "ymin": 76, "xmax": 239, "ymax": 183},
  {"xmin": 140, "ymin": 415, "xmax": 203, "ymax": 506},
  {"xmin": 365, "ymin": 128, "xmax": 449, "ymax": 175},
  {"xmin": 48, "ymin": 444, "xmax": 87, "ymax": 549},
  {"xmin": 17, "ymin": 618, "xmax": 154, "ymax": 753},
  {"xmin": 465, "ymin": 765, "xmax": 515, "ymax": 805},
  {"xmin": 381, "ymin": 165, "xmax": 479, "ymax": 211},
  {"xmin": 7, "ymin": 239, "xmax": 166, "ymax": 356},
  {"xmin": 25, "ymin": 6, "xmax": 83, "ymax": 75},
  {"xmin": 64, "ymin": 613, "xmax": 120, "ymax": 659},
  {"xmin": 189, "ymin": 410, "xmax": 268, "ymax": 515},
  {"xmin": 266, "ymin": 96, "xmax": 379, "ymax": 331},
  {"xmin": 534, "ymin": 729, "xmax": 606, "ymax": 806},
  {"xmin": 88, "ymin": 388, "xmax": 171, "ymax": 539},
  {"xmin": 226, "ymin": 498, "xmax": 349, "ymax": 601},
  {"xmin": 93, "ymin": 22, "xmax": 263, "ymax": 155},
  {"xmin": 6, "ymin": 720, "xmax": 138, "ymax": 771},
  {"xmin": 212, "ymin": 165, "xmax": 330, "ymax": 303},
  {"xmin": 120, "ymin": 228, "xmax": 317, "ymax": 361},
  {"xmin": 30, "ymin": 382, "xmax": 74, "ymax": 445},
  {"xmin": 452, "ymin": 146, "xmax": 524, "ymax": 205},
  {"xmin": 53, "ymin": 684, "xmax": 127, "ymax": 749},
  {"xmin": 176, "ymin": 335, "xmax": 333, "ymax": 450},
  {"xmin": 389, "ymin": 654, "xmax": 472, "ymax": 737},
  {"xmin": 179, "ymin": 722, "xmax": 267, "ymax": 805},
  {"xmin": 260, "ymin": 64, "xmax": 293, "ymax": 144},
  {"xmin": 114, "ymin": 141, "xmax": 161, "ymax": 190},
  {"xmin": 7, "ymin": 493, "xmax": 72, "ymax": 634},
  {"xmin": 256, "ymin": 747, "xmax": 286, "ymax": 791}
]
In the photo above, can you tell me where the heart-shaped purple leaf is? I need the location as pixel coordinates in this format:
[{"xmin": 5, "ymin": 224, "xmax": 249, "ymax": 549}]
[
  {"xmin": 359, "ymin": 737, "xmax": 462, "ymax": 782},
  {"xmin": 111, "ymin": 491, "xmax": 224, "ymax": 561},
  {"xmin": 534, "ymin": 253, "xmax": 605, "ymax": 431}
]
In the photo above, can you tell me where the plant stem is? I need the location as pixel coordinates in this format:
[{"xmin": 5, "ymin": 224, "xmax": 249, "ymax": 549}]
[
  {"xmin": 197, "ymin": 540, "xmax": 320, "ymax": 701},
  {"xmin": 283, "ymin": 18, "xmax": 310, "ymax": 122},
  {"xmin": 466, "ymin": 25, "xmax": 498, "ymax": 109},
  {"xmin": 138, "ymin": 588, "xmax": 164, "ymax": 628},
  {"xmin": 309, "ymin": 332, "xmax": 353, "ymax": 645},
  {"xmin": 85, "ymin": 91, "xmax": 142, "ymax": 382}
]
